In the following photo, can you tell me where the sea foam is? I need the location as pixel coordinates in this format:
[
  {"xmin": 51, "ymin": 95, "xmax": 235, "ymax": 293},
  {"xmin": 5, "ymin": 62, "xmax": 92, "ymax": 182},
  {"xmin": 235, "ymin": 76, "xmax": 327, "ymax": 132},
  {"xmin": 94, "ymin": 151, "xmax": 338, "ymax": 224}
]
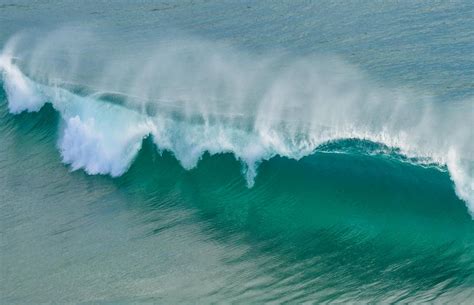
[{"xmin": 1, "ymin": 29, "xmax": 472, "ymax": 214}]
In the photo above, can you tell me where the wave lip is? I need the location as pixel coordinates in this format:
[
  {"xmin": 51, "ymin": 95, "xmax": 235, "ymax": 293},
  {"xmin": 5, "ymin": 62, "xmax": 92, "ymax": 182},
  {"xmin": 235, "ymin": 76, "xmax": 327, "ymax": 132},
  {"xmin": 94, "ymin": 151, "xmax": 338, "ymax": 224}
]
[{"xmin": 1, "ymin": 34, "xmax": 473, "ymax": 215}]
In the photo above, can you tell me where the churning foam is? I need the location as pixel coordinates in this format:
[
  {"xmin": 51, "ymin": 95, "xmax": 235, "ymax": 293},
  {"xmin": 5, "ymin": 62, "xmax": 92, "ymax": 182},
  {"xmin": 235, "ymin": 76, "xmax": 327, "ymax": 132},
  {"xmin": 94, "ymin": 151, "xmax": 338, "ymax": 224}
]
[{"xmin": 1, "ymin": 29, "xmax": 473, "ymax": 214}]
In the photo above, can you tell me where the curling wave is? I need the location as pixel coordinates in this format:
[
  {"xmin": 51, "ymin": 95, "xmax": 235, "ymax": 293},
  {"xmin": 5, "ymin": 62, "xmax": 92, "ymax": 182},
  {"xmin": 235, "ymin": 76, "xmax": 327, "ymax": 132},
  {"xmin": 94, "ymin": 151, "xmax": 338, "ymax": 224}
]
[{"xmin": 0, "ymin": 29, "xmax": 472, "ymax": 215}]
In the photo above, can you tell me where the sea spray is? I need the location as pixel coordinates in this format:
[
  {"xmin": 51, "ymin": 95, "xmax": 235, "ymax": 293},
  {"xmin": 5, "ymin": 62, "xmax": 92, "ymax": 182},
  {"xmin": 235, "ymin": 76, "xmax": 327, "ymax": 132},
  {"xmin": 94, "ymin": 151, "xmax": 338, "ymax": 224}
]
[{"xmin": 1, "ymin": 28, "xmax": 472, "ymax": 214}]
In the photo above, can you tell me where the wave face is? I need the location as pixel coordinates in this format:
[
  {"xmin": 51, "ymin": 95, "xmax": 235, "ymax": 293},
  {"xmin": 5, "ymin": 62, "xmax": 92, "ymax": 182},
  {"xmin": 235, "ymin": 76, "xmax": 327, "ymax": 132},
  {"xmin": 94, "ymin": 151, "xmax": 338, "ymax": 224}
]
[
  {"xmin": 1, "ymin": 87, "xmax": 474, "ymax": 303},
  {"xmin": 1, "ymin": 21, "xmax": 474, "ymax": 303},
  {"xmin": 2, "ymin": 1, "xmax": 474, "ymax": 302},
  {"xmin": 1, "ymin": 29, "xmax": 473, "ymax": 214}
]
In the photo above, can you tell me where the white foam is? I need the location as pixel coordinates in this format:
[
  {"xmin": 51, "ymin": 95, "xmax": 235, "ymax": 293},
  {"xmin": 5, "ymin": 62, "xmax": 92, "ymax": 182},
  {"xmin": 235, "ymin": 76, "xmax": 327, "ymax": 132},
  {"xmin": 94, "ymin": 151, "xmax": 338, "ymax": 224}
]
[
  {"xmin": 1, "ymin": 31, "xmax": 472, "ymax": 215},
  {"xmin": 1, "ymin": 55, "xmax": 46, "ymax": 113},
  {"xmin": 58, "ymin": 115, "xmax": 149, "ymax": 177},
  {"xmin": 447, "ymin": 149, "xmax": 474, "ymax": 214}
]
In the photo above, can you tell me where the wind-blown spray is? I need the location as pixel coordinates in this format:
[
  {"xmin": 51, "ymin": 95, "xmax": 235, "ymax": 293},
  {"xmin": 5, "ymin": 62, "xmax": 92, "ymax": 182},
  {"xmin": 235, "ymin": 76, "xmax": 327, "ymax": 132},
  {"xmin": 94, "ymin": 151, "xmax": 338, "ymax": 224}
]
[{"xmin": 1, "ymin": 28, "xmax": 472, "ymax": 214}]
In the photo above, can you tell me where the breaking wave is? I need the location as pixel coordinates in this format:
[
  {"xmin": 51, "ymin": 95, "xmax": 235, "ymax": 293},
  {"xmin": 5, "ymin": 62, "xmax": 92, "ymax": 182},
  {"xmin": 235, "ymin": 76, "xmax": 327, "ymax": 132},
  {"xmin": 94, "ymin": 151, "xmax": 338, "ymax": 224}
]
[{"xmin": 1, "ymin": 28, "xmax": 472, "ymax": 214}]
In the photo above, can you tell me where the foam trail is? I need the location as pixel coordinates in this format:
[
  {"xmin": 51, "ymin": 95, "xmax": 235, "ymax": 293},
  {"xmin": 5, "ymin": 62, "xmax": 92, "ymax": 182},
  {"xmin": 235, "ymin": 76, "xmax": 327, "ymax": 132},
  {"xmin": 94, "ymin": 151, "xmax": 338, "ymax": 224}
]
[{"xmin": 1, "ymin": 29, "xmax": 473, "ymax": 214}]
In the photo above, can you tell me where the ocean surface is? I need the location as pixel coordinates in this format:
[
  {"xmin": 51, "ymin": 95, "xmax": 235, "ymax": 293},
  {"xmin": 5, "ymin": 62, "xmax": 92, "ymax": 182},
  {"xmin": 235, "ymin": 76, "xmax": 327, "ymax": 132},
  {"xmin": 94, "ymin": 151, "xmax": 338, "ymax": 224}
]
[{"xmin": 1, "ymin": 1, "xmax": 473, "ymax": 303}]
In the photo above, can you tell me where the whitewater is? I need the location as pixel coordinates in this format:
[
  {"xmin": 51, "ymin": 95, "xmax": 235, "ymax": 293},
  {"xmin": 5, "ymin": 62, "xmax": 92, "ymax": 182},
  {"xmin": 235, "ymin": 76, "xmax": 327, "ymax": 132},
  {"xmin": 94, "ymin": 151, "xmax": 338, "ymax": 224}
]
[
  {"xmin": 0, "ymin": 29, "xmax": 473, "ymax": 215},
  {"xmin": 2, "ymin": 2, "xmax": 474, "ymax": 303}
]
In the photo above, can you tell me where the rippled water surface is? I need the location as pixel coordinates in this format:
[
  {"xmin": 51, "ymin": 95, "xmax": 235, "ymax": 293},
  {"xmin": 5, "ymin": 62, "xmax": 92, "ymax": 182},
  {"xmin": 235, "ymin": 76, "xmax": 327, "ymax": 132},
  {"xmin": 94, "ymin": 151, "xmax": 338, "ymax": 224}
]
[{"xmin": 1, "ymin": 1, "xmax": 473, "ymax": 303}]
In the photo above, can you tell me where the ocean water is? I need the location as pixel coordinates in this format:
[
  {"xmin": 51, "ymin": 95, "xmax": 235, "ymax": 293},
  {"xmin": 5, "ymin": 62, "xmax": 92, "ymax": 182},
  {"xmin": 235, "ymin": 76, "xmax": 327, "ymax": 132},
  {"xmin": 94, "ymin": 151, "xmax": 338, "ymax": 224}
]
[{"xmin": 0, "ymin": 1, "xmax": 473, "ymax": 303}]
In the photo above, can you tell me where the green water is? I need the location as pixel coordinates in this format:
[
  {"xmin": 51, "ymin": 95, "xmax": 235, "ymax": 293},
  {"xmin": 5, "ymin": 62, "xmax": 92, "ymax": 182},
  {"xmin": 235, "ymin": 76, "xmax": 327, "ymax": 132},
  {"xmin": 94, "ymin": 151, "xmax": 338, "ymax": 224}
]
[
  {"xmin": 1, "ymin": 1, "xmax": 473, "ymax": 303},
  {"xmin": 1, "ymin": 93, "xmax": 473, "ymax": 303}
]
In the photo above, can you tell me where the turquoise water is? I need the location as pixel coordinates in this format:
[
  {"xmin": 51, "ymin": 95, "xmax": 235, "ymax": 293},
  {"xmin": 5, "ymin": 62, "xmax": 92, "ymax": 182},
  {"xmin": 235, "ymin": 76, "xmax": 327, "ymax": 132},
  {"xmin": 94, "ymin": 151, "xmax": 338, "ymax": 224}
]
[{"xmin": 1, "ymin": 1, "xmax": 473, "ymax": 303}]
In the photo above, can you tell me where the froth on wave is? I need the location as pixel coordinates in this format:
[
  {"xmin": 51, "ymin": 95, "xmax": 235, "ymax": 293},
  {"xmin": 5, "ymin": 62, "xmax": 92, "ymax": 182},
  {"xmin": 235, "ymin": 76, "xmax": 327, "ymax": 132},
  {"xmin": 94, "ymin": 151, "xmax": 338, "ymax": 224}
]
[{"xmin": 0, "ymin": 28, "xmax": 472, "ymax": 215}]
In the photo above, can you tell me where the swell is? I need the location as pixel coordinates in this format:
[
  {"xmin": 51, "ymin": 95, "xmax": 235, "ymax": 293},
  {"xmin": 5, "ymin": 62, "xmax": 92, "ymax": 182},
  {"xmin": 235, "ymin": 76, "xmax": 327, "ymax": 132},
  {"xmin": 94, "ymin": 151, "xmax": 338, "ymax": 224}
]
[
  {"xmin": 125, "ymin": 139, "xmax": 474, "ymax": 300},
  {"xmin": 0, "ymin": 31, "xmax": 473, "ymax": 215},
  {"xmin": 2, "ymin": 90, "xmax": 474, "ymax": 302}
]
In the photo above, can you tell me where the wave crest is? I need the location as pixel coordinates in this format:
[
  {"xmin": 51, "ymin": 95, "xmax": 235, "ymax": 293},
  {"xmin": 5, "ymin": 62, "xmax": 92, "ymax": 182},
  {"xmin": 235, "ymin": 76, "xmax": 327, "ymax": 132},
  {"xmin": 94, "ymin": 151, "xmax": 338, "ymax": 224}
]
[{"xmin": 1, "ymin": 29, "xmax": 472, "ymax": 214}]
